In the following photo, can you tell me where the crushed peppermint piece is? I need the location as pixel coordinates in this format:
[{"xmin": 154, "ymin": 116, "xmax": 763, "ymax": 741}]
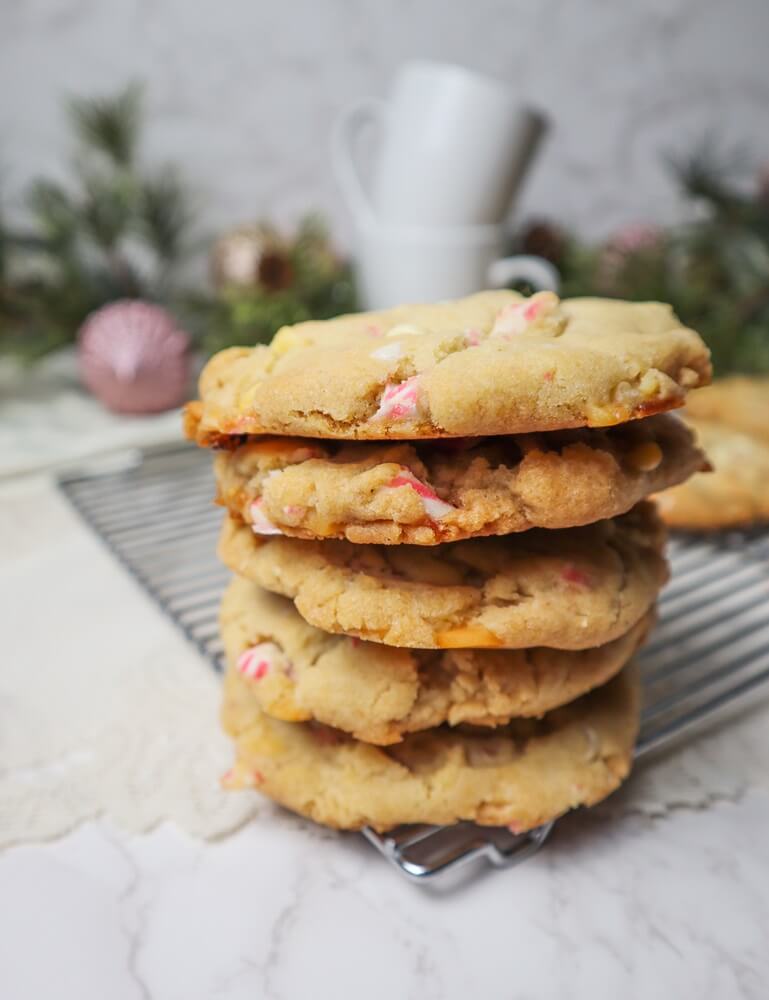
[
  {"xmin": 370, "ymin": 376, "xmax": 421, "ymax": 422},
  {"xmin": 385, "ymin": 468, "xmax": 455, "ymax": 520},
  {"xmin": 237, "ymin": 641, "xmax": 291, "ymax": 682},
  {"xmin": 561, "ymin": 565, "xmax": 591, "ymax": 587},
  {"xmin": 491, "ymin": 291, "xmax": 563, "ymax": 337},
  {"xmin": 370, "ymin": 341, "xmax": 403, "ymax": 362},
  {"xmin": 464, "ymin": 327, "xmax": 482, "ymax": 347},
  {"xmin": 249, "ymin": 498, "xmax": 283, "ymax": 535},
  {"xmin": 282, "ymin": 504, "xmax": 308, "ymax": 519}
]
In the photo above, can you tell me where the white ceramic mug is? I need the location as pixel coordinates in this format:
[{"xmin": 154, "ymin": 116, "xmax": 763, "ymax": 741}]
[
  {"xmin": 333, "ymin": 60, "xmax": 548, "ymax": 227},
  {"xmin": 355, "ymin": 219, "xmax": 559, "ymax": 310}
]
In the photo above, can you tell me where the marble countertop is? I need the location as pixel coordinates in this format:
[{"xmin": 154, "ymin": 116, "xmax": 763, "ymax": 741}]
[{"xmin": 2, "ymin": 789, "xmax": 768, "ymax": 999}]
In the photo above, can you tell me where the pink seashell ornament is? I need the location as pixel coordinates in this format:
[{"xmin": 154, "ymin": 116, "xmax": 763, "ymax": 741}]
[{"xmin": 78, "ymin": 299, "xmax": 191, "ymax": 414}]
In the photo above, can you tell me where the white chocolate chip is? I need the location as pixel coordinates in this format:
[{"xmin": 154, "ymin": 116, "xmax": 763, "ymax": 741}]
[
  {"xmin": 370, "ymin": 342, "xmax": 404, "ymax": 362},
  {"xmin": 386, "ymin": 323, "xmax": 425, "ymax": 338}
]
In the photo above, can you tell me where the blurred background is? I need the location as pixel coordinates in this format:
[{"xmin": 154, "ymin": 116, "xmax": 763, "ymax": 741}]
[{"xmin": 1, "ymin": 0, "xmax": 769, "ymax": 432}]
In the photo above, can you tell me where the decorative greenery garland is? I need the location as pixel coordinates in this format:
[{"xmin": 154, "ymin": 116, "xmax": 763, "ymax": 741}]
[{"xmin": 2, "ymin": 87, "xmax": 767, "ymax": 376}]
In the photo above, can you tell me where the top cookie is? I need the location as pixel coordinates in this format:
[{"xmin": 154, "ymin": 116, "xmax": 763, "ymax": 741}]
[{"xmin": 186, "ymin": 291, "xmax": 711, "ymax": 442}]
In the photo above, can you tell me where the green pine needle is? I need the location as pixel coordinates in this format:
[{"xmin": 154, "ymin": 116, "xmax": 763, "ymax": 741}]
[
  {"xmin": 139, "ymin": 167, "xmax": 193, "ymax": 264},
  {"xmin": 68, "ymin": 84, "xmax": 142, "ymax": 167}
]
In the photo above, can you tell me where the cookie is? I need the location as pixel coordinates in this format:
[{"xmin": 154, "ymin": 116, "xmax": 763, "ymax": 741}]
[
  {"xmin": 185, "ymin": 291, "xmax": 710, "ymax": 443},
  {"xmin": 220, "ymin": 575, "xmax": 653, "ymax": 744},
  {"xmin": 685, "ymin": 375, "xmax": 769, "ymax": 443},
  {"xmin": 221, "ymin": 662, "xmax": 641, "ymax": 831},
  {"xmin": 655, "ymin": 417, "xmax": 769, "ymax": 531},
  {"xmin": 217, "ymin": 503, "xmax": 668, "ymax": 650},
  {"xmin": 214, "ymin": 414, "xmax": 705, "ymax": 545}
]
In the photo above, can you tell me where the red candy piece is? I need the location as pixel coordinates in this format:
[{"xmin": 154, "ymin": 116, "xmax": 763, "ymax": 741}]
[{"xmin": 561, "ymin": 565, "xmax": 591, "ymax": 587}]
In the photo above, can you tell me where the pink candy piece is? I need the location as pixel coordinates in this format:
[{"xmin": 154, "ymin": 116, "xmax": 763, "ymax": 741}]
[
  {"xmin": 237, "ymin": 641, "xmax": 288, "ymax": 681},
  {"xmin": 491, "ymin": 291, "xmax": 561, "ymax": 338},
  {"xmin": 282, "ymin": 504, "xmax": 308, "ymax": 519},
  {"xmin": 249, "ymin": 498, "xmax": 283, "ymax": 535},
  {"xmin": 561, "ymin": 565, "xmax": 591, "ymax": 588},
  {"xmin": 507, "ymin": 821, "xmax": 525, "ymax": 835},
  {"xmin": 221, "ymin": 766, "xmax": 264, "ymax": 789},
  {"xmin": 385, "ymin": 468, "xmax": 454, "ymax": 520},
  {"xmin": 370, "ymin": 376, "xmax": 421, "ymax": 422},
  {"xmin": 464, "ymin": 327, "xmax": 482, "ymax": 347},
  {"xmin": 366, "ymin": 324, "xmax": 383, "ymax": 337}
]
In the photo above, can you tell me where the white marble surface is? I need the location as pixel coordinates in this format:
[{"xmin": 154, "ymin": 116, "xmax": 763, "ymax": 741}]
[
  {"xmin": 2, "ymin": 0, "xmax": 769, "ymax": 243},
  {"xmin": 1, "ymin": 793, "xmax": 768, "ymax": 999}
]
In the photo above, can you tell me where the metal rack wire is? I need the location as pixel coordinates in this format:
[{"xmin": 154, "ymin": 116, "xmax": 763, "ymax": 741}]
[{"xmin": 59, "ymin": 442, "xmax": 769, "ymax": 881}]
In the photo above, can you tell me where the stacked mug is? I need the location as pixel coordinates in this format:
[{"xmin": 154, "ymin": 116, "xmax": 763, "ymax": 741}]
[{"xmin": 332, "ymin": 60, "xmax": 557, "ymax": 308}]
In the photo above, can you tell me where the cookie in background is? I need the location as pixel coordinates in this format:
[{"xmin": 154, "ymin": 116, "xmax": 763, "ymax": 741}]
[{"xmin": 655, "ymin": 414, "xmax": 769, "ymax": 531}]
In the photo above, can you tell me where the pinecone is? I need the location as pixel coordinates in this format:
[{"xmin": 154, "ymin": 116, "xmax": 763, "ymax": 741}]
[{"xmin": 211, "ymin": 224, "xmax": 293, "ymax": 292}]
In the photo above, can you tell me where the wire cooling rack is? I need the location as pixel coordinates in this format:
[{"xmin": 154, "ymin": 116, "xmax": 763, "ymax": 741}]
[{"xmin": 59, "ymin": 442, "xmax": 769, "ymax": 882}]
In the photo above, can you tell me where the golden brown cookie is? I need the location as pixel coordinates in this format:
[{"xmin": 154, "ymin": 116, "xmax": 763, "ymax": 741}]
[
  {"xmin": 221, "ymin": 663, "xmax": 641, "ymax": 831},
  {"xmin": 186, "ymin": 291, "xmax": 710, "ymax": 443},
  {"xmin": 684, "ymin": 375, "xmax": 769, "ymax": 443},
  {"xmin": 213, "ymin": 414, "xmax": 705, "ymax": 545},
  {"xmin": 218, "ymin": 503, "xmax": 668, "ymax": 650},
  {"xmin": 220, "ymin": 575, "xmax": 653, "ymax": 744},
  {"xmin": 655, "ymin": 417, "xmax": 769, "ymax": 530}
]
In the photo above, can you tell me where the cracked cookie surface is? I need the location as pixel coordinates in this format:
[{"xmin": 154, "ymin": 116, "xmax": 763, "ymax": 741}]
[
  {"xmin": 221, "ymin": 576, "xmax": 653, "ymax": 745},
  {"xmin": 221, "ymin": 662, "xmax": 641, "ymax": 831},
  {"xmin": 218, "ymin": 503, "xmax": 668, "ymax": 650},
  {"xmin": 655, "ymin": 417, "xmax": 769, "ymax": 530},
  {"xmin": 214, "ymin": 413, "xmax": 705, "ymax": 545},
  {"xmin": 185, "ymin": 291, "xmax": 710, "ymax": 443}
]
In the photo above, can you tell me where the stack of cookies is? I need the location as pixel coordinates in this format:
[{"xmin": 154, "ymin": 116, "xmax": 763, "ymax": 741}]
[{"xmin": 185, "ymin": 290, "xmax": 711, "ymax": 833}]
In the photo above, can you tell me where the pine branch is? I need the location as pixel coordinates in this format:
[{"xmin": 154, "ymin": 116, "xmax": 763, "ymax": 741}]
[
  {"xmin": 667, "ymin": 135, "xmax": 753, "ymax": 217},
  {"xmin": 138, "ymin": 166, "xmax": 194, "ymax": 265},
  {"xmin": 79, "ymin": 171, "xmax": 135, "ymax": 252},
  {"xmin": 26, "ymin": 179, "xmax": 79, "ymax": 248},
  {"xmin": 68, "ymin": 84, "xmax": 142, "ymax": 168}
]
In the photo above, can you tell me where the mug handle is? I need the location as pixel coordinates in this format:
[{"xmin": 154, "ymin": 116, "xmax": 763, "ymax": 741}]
[
  {"xmin": 331, "ymin": 97, "xmax": 387, "ymax": 226},
  {"xmin": 487, "ymin": 254, "xmax": 560, "ymax": 293}
]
